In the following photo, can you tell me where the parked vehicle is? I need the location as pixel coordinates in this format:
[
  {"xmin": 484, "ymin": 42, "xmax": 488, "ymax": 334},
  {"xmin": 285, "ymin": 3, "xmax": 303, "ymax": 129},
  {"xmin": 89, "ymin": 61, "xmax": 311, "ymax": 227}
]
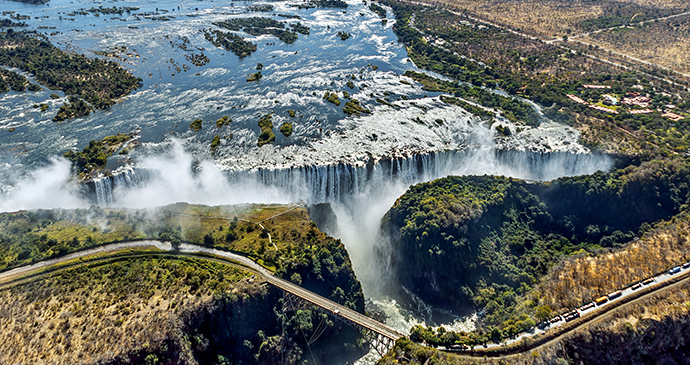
[
  {"xmin": 595, "ymin": 296, "xmax": 608, "ymax": 305},
  {"xmin": 549, "ymin": 315, "xmax": 562, "ymax": 324},
  {"xmin": 607, "ymin": 290, "xmax": 622, "ymax": 300},
  {"xmin": 578, "ymin": 302, "xmax": 595, "ymax": 311},
  {"xmin": 564, "ymin": 310, "xmax": 580, "ymax": 322}
]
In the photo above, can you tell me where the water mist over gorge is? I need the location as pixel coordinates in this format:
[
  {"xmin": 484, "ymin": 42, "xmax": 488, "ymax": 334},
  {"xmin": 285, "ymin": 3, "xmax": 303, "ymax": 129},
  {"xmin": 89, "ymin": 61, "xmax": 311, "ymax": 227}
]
[
  {"xmin": 0, "ymin": 140, "xmax": 613, "ymax": 299},
  {"xmin": 0, "ymin": 0, "xmax": 616, "ymax": 361}
]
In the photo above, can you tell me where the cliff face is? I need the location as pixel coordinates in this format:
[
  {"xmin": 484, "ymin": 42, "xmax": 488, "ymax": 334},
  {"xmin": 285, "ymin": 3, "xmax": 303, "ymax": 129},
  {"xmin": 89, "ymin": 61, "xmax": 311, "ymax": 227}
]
[
  {"xmin": 378, "ymin": 279, "xmax": 690, "ymax": 365},
  {"xmin": 382, "ymin": 160, "xmax": 690, "ymax": 321},
  {"xmin": 0, "ymin": 204, "xmax": 366, "ymax": 364}
]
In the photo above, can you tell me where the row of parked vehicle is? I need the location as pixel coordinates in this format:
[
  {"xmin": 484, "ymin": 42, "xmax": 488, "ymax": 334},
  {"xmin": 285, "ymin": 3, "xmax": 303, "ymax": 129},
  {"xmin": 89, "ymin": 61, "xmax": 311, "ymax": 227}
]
[{"xmin": 546, "ymin": 262, "xmax": 690, "ymax": 326}]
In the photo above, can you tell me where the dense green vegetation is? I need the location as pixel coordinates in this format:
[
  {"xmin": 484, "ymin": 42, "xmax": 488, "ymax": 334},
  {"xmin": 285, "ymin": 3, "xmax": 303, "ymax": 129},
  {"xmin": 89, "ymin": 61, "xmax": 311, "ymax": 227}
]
[
  {"xmin": 383, "ymin": 158, "xmax": 690, "ymax": 339},
  {"xmin": 0, "ymin": 68, "xmax": 40, "ymax": 93},
  {"xmin": 290, "ymin": 22, "xmax": 310, "ymax": 35},
  {"xmin": 295, "ymin": 0, "xmax": 348, "ymax": 9},
  {"xmin": 440, "ymin": 95, "xmax": 492, "ymax": 120},
  {"xmin": 63, "ymin": 133, "xmax": 133, "ymax": 176},
  {"xmin": 213, "ymin": 17, "xmax": 299, "ymax": 44},
  {"xmin": 0, "ymin": 31, "xmax": 141, "ymax": 118},
  {"xmin": 203, "ymin": 29, "xmax": 257, "ymax": 58},
  {"xmin": 85, "ymin": 6, "xmax": 139, "ymax": 15},
  {"xmin": 409, "ymin": 71, "xmax": 538, "ymax": 125},
  {"xmin": 246, "ymin": 71, "xmax": 262, "ymax": 82},
  {"xmin": 189, "ymin": 118, "xmax": 202, "ymax": 131},
  {"xmin": 323, "ymin": 91, "xmax": 341, "ymax": 106},
  {"xmin": 7, "ymin": 0, "xmax": 48, "ymax": 4},
  {"xmin": 210, "ymin": 135, "xmax": 221, "ymax": 154},
  {"xmin": 248, "ymin": 4, "xmax": 273, "ymax": 12},
  {"xmin": 52, "ymin": 96, "xmax": 94, "ymax": 122},
  {"xmin": 380, "ymin": 0, "xmax": 690, "ymax": 155},
  {"xmin": 280, "ymin": 121, "xmax": 293, "ymax": 137},
  {"xmin": 0, "ymin": 19, "xmax": 28, "ymax": 28},
  {"xmin": 216, "ymin": 115, "xmax": 230, "ymax": 128},
  {"xmin": 257, "ymin": 114, "xmax": 275, "ymax": 146},
  {"xmin": 369, "ymin": 3, "xmax": 387, "ymax": 18},
  {"xmin": 342, "ymin": 99, "xmax": 371, "ymax": 116}
]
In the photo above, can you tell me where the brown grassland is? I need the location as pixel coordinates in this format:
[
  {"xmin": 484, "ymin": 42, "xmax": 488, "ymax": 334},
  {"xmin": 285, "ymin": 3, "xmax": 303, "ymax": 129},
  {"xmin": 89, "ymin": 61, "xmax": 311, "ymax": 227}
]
[
  {"xmin": 415, "ymin": 0, "xmax": 690, "ymax": 39},
  {"xmin": 534, "ymin": 212, "xmax": 690, "ymax": 314},
  {"xmin": 0, "ymin": 256, "xmax": 257, "ymax": 365},
  {"xmin": 581, "ymin": 14, "xmax": 690, "ymax": 74},
  {"xmin": 379, "ymin": 278, "xmax": 690, "ymax": 364}
]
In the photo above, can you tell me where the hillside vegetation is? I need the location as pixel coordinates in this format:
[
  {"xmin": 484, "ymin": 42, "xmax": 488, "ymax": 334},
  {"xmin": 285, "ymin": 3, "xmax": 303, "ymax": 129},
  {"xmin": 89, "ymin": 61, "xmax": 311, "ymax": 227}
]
[
  {"xmin": 382, "ymin": 158, "xmax": 690, "ymax": 338},
  {"xmin": 0, "ymin": 203, "xmax": 367, "ymax": 364},
  {"xmin": 378, "ymin": 277, "xmax": 690, "ymax": 365}
]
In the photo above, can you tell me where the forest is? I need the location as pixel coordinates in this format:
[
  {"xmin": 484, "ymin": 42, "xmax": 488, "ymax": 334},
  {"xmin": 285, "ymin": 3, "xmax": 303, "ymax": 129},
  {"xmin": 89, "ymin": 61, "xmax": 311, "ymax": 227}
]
[
  {"xmin": 203, "ymin": 29, "xmax": 257, "ymax": 59},
  {"xmin": 213, "ymin": 17, "xmax": 300, "ymax": 44},
  {"xmin": 0, "ymin": 31, "xmax": 141, "ymax": 120},
  {"xmin": 382, "ymin": 157, "xmax": 690, "ymax": 341}
]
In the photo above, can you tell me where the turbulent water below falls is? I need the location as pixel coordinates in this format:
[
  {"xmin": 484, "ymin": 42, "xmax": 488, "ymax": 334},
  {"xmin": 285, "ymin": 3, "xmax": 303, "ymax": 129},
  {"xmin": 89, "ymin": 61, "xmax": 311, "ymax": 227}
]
[{"xmin": 0, "ymin": 0, "xmax": 617, "ymax": 362}]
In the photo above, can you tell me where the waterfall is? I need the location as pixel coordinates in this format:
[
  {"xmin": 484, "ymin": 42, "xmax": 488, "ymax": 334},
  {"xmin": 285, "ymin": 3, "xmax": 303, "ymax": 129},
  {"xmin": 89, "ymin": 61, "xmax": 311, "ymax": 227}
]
[
  {"xmin": 88, "ymin": 167, "xmax": 144, "ymax": 206},
  {"xmin": 85, "ymin": 148, "xmax": 613, "ymax": 207}
]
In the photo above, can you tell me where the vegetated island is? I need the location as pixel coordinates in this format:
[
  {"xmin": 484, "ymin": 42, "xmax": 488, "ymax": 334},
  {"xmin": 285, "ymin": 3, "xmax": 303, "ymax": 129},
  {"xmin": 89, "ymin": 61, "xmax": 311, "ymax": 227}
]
[
  {"xmin": 293, "ymin": 0, "xmax": 348, "ymax": 9},
  {"xmin": 0, "ymin": 67, "xmax": 41, "ymax": 93},
  {"xmin": 0, "ymin": 31, "xmax": 142, "ymax": 121},
  {"xmin": 63, "ymin": 132, "xmax": 137, "ymax": 178},
  {"xmin": 280, "ymin": 121, "xmax": 293, "ymax": 137},
  {"xmin": 0, "ymin": 203, "xmax": 365, "ymax": 364},
  {"xmin": 6, "ymin": 0, "xmax": 48, "ymax": 4},
  {"xmin": 203, "ymin": 29, "xmax": 257, "ymax": 58},
  {"xmin": 257, "ymin": 113, "xmax": 276, "ymax": 146},
  {"xmin": 213, "ymin": 17, "xmax": 299, "ymax": 44},
  {"xmin": 0, "ymin": 18, "xmax": 28, "ymax": 28}
]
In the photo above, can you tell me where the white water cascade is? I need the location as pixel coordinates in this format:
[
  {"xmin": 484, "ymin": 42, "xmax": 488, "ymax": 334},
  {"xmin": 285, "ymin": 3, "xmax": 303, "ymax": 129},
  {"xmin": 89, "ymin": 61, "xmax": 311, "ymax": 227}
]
[{"xmin": 88, "ymin": 148, "xmax": 613, "ymax": 207}]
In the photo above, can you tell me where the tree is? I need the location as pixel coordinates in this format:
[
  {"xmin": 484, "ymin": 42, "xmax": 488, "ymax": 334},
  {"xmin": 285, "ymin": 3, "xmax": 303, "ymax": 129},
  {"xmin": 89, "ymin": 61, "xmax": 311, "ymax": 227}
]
[
  {"xmin": 171, "ymin": 238, "xmax": 181, "ymax": 251},
  {"xmin": 535, "ymin": 305, "xmax": 552, "ymax": 322}
]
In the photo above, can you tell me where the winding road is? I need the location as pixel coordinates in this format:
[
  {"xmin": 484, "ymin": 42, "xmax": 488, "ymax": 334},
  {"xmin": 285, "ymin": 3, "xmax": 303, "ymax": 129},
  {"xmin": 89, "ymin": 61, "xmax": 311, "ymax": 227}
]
[
  {"xmin": 0, "ymin": 241, "xmax": 404, "ymax": 342},
  {"xmin": 1, "ymin": 240, "xmax": 689, "ymax": 358}
]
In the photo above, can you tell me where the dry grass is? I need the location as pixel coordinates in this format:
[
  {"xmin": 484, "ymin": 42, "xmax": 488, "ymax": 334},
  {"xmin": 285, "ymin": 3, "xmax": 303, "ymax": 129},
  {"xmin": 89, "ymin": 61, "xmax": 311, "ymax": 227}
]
[
  {"xmin": 535, "ymin": 213, "xmax": 690, "ymax": 313},
  {"xmin": 581, "ymin": 14, "xmax": 690, "ymax": 74},
  {"xmin": 419, "ymin": 0, "xmax": 690, "ymax": 38},
  {"xmin": 0, "ymin": 256, "xmax": 256, "ymax": 365}
]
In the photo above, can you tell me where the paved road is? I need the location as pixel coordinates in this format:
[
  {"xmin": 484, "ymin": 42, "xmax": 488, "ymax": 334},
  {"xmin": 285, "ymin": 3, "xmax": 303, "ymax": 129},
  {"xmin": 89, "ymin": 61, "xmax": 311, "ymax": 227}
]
[
  {"xmin": 563, "ymin": 10, "xmax": 690, "ymax": 41},
  {"xmin": 399, "ymin": 0, "xmax": 690, "ymax": 91},
  {"xmin": 480, "ymin": 260, "xmax": 690, "ymax": 349},
  {"xmin": 0, "ymin": 241, "xmax": 404, "ymax": 342}
]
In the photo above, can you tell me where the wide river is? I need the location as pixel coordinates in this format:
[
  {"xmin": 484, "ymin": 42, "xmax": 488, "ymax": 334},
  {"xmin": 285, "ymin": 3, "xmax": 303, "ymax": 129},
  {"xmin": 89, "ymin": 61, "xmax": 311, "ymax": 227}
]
[{"xmin": 0, "ymin": 0, "xmax": 613, "ymax": 363}]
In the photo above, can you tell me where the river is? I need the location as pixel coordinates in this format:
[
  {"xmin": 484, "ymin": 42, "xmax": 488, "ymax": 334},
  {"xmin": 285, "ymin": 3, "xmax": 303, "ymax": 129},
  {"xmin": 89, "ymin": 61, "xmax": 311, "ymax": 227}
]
[{"xmin": 0, "ymin": 0, "xmax": 613, "ymax": 363}]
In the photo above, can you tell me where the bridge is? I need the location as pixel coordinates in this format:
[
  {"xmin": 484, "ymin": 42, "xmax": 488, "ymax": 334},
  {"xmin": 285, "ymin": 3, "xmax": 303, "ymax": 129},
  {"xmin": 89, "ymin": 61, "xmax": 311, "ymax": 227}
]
[{"xmin": 0, "ymin": 241, "xmax": 404, "ymax": 356}]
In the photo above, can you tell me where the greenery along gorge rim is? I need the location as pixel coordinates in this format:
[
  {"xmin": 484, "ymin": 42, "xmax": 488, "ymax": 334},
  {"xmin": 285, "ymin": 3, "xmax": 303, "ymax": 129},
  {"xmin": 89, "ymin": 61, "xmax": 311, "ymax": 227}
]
[
  {"xmin": 379, "ymin": 0, "xmax": 690, "ymax": 157},
  {"xmin": 381, "ymin": 157, "xmax": 690, "ymax": 347},
  {"xmin": 0, "ymin": 30, "xmax": 141, "ymax": 121},
  {"xmin": 0, "ymin": 203, "xmax": 367, "ymax": 364}
]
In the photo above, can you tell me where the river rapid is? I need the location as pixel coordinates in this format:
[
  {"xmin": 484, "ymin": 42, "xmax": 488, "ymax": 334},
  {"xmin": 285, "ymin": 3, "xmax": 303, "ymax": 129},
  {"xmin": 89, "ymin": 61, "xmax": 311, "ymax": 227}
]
[{"xmin": 0, "ymin": 0, "xmax": 613, "ymax": 363}]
